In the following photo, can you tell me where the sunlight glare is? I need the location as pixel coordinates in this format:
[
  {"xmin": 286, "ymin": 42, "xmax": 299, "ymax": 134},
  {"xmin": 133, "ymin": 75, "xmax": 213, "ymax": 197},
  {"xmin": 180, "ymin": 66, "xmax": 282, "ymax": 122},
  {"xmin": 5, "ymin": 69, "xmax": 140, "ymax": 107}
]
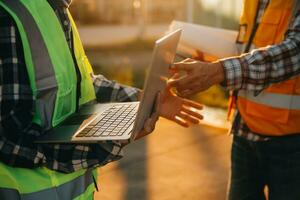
[
  {"xmin": 133, "ymin": 0, "xmax": 141, "ymax": 9},
  {"xmin": 198, "ymin": 0, "xmax": 220, "ymax": 10}
]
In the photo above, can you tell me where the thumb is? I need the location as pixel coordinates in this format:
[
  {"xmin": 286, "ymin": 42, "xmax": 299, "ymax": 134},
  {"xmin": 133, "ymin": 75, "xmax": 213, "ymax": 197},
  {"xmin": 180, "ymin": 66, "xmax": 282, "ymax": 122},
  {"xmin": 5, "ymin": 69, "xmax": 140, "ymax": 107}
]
[{"xmin": 144, "ymin": 117, "xmax": 157, "ymax": 134}]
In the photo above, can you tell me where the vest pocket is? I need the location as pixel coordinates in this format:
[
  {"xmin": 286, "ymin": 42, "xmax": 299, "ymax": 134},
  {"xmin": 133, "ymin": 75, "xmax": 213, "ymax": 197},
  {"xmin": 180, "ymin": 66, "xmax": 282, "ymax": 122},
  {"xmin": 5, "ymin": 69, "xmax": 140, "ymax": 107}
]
[
  {"xmin": 246, "ymin": 98, "xmax": 290, "ymax": 124},
  {"xmin": 254, "ymin": 9, "xmax": 282, "ymax": 46},
  {"xmin": 246, "ymin": 76, "xmax": 298, "ymax": 125},
  {"xmin": 75, "ymin": 55, "xmax": 94, "ymax": 88},
  {"xmin": 266, "ymin": 78, "xmax": 297, "ymax": 94},
  {"xmin": 76, "ymin": 55, "xmax": 96, "ymax": 105},
  {"xmin": 245, "ymin": 80, "xmax": 295, "ymax": 124},
  {"xmin": 53, "ymin": 87, "xmax": 76, "ymax": 127},
  {"xmin": 294, "ymin": 77, "xmax": 300, "ymax": 94}
]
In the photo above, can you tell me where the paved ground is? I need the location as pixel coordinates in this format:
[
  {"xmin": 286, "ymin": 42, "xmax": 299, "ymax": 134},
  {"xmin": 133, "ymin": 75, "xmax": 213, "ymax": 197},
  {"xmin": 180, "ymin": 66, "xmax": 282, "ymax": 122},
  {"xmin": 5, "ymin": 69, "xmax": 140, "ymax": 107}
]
[{"xmin": 94, "ymin": 117, "xmax": 232, "ymax": 200}]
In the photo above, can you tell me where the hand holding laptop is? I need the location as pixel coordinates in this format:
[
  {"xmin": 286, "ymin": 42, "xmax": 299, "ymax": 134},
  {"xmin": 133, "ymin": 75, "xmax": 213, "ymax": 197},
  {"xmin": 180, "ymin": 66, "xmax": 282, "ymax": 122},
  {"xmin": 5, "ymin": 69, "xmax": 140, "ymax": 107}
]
[
  {"xmin": 135, "ymin": 88, "xmax": 203, "ymax": 140},
  {"xmin": 134, "ymin": 93, "xmax": 161, "ymax": 141}
]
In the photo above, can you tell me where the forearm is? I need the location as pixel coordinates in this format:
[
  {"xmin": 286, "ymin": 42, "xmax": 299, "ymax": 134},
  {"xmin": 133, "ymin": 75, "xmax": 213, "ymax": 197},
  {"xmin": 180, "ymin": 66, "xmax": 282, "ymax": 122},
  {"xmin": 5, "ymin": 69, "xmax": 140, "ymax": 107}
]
[
  {"xmin": 46, "ymin": 141, "xmax": 124, "ymax": 169},
  {"xmin": 93, "ymin": 74, "xmax": 141, "ymax": 103},
  {"xmin": 219, "ymin": 12, "xmax": 300, "ymax": 92}
]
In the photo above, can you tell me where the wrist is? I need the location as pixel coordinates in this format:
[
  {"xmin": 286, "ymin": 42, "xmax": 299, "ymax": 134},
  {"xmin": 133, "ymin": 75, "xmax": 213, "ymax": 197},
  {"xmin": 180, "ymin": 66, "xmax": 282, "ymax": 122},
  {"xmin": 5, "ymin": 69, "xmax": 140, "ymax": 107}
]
[{"xmin": 211, "ymin": 61, "xmax": 225, "ymax": 84}]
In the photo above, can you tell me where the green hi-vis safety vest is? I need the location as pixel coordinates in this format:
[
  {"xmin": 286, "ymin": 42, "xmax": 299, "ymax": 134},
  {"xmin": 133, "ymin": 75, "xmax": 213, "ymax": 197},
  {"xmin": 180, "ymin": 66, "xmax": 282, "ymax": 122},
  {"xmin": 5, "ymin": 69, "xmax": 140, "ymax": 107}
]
[
  {"xmin": 0, "ymin": 0, "xmax": 96, "ymax": 131},
  {"xmin": 0, "ymin": 0, "xmax": 97, "ymax": 199},
  {"xmin": 0, "ymin": 162, "xmax": 97, "ymax": 200}
]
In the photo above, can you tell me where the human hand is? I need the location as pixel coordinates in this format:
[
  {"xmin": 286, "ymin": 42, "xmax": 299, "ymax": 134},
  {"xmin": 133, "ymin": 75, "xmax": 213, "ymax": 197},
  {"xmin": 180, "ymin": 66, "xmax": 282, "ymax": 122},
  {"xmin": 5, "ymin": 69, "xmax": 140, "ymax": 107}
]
[
  {"xmin": 134, "ymin": 93, "xmax": 161, "ymax": 140},
  {"xmin": 159, "ymin": 86, "xmax": 203, "ymax": 127},
  {"xmin": 193, "ymin": 50, "xmax": 218, "ymax": 62},
  {"xmin": 168, "ymin": 59, "xmax": 224, "ymax": 97},
  {"xmin": 135, "ymin": 86, "xmax": 204, "ymax": 141}
]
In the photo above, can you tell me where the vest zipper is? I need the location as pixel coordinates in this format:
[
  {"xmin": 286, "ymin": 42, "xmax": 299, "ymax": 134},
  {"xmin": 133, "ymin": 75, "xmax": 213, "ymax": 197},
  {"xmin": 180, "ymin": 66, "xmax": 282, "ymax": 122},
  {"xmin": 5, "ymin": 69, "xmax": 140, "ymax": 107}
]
[{"xmin": 70, "ymin": 30, "xmax": 81, "ymax": 111}]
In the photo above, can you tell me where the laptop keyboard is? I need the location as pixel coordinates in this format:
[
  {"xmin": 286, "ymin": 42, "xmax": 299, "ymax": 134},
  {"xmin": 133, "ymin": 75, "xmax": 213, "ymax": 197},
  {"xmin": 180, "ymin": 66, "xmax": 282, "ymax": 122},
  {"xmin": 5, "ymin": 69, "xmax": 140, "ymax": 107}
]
[{"xmin": 75, "ymin": 103, "xmax": 138, "ymax": 138}]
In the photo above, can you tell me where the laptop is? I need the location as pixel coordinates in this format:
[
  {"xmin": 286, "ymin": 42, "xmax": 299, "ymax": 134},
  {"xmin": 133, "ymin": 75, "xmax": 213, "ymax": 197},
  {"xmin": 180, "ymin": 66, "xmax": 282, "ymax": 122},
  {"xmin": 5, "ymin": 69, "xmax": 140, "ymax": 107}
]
[{"xmin": 36, "ymin": 29, "xmax": 182, "ymax": 143}]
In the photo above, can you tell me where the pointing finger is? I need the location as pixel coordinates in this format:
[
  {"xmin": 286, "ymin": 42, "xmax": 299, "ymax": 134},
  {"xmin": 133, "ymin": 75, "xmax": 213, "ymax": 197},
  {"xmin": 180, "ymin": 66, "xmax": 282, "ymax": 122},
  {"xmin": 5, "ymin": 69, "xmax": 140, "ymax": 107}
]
[
  {"xmin": 172, "ymin": 62, "xmax": 194, "ymax": 72},
  {"xmin": 181, "ymin": 58, "xmax": 196, "ymax": 63}
]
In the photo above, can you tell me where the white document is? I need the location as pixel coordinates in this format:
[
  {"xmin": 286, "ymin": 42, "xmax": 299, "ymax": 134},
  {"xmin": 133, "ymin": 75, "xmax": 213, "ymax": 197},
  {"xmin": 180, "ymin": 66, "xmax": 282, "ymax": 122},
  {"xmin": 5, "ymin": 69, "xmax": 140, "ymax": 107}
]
[{"xmin": 168, "ymin": 21, "xmax": 239, "ymax": 59}]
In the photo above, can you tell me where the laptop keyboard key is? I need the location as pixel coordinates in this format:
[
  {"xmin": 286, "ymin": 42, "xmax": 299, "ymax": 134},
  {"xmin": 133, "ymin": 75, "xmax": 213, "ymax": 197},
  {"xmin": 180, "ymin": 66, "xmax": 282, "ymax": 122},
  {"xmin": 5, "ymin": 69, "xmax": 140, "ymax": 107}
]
[{"xmin": 75, "ymin": 103, "xmax": 138, "ymax": 139}]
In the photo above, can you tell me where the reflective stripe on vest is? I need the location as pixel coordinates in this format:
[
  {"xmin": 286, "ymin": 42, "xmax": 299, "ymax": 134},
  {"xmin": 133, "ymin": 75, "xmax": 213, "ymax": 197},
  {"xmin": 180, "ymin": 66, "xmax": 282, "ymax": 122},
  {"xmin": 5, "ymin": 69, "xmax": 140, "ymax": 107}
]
[
  {"xmin": 238, "ymin": 91, "xmax": 300, "ymax": 110},
  {"xmin": 0, "ymin": 169, "xmax": 94, "ymax": 200},
  {"xmin": 235, "ymin": 0, "xmax": 300, "ymax": 135},
  {"xmin": 2, "ymin": 0, "xmax": 58, "ymax": 130}
]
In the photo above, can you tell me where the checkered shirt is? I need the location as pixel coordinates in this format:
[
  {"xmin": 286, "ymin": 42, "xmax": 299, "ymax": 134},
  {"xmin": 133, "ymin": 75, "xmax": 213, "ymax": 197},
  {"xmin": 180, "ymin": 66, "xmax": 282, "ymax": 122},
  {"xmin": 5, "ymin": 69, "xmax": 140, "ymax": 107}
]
[{"xmin": 0, "ymin": 1, "xmax": 139, "ymax": 173}]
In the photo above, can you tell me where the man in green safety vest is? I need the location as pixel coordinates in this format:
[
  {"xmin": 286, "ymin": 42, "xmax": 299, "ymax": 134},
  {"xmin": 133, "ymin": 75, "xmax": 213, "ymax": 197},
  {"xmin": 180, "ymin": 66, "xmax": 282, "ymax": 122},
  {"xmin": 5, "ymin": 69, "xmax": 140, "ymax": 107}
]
[{"xmin": 0, "ymin": 0, "xmax": 203, "ymax": 199}]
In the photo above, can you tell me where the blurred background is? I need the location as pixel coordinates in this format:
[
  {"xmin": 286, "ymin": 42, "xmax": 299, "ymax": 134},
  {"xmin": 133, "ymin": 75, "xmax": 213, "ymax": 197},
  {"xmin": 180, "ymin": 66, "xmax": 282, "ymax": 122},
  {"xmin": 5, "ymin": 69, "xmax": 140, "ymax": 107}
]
[{"xmin": 69, "ymin": 0, "xmax": 243, "ymax": 199}]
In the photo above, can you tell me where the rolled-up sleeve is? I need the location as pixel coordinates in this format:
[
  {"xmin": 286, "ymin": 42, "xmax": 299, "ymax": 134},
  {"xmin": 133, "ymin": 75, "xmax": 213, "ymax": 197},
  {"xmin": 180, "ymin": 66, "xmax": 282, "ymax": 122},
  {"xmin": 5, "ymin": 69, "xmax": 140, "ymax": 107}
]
[
  {"xmin": 220, "ymin": 11, "xmax": 300, "ymax": 92},
  {"xmin": 92, "ymin": 74, "xmax": 141, "ymax": 103}
]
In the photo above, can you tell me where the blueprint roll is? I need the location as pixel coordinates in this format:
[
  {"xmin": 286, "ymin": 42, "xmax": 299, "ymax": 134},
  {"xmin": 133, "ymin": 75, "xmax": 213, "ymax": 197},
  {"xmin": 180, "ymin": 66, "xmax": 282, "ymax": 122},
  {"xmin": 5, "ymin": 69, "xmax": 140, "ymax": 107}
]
[{"xmin": 168, "ymin": 21, "xmax": 239, "ymax": 59}]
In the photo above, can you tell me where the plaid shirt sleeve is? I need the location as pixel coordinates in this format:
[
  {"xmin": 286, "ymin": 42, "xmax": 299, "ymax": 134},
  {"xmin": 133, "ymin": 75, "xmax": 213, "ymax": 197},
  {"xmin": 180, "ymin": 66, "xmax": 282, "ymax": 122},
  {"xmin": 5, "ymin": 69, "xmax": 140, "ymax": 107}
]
[
  {"xmin": 220, "ymin": 11, "xmax": 300, "ymax": 92},
  {"xmin": 93, "ymin": 74, "xmax": 140, "ymax": 103},
  {"xmin": 0, "ymin": 8, "xmax": 133, "ymax": 173}
]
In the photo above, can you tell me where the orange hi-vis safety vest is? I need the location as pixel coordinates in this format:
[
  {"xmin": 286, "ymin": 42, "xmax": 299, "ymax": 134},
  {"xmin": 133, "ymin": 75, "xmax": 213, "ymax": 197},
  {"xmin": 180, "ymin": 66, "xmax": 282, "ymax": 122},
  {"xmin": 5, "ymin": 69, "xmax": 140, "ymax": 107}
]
[{"xmin": 237, "ymin": 0, "xmax": 300, "ymax": 136}]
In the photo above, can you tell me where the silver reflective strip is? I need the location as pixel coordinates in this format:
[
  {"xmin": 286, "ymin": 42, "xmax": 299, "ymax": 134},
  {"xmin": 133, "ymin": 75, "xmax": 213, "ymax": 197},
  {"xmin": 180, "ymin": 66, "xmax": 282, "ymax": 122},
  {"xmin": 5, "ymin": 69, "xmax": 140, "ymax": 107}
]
[
  {"xmin": 3, "ymin": 0, "xmax": 58, "ymax": 130},
  {"xmin": 238, "ymin": 90, "xmax": 300, "ymax": 110},
  {"xmin": 0, "ymin": 170, "xmax": 94, "ymax": 200}
]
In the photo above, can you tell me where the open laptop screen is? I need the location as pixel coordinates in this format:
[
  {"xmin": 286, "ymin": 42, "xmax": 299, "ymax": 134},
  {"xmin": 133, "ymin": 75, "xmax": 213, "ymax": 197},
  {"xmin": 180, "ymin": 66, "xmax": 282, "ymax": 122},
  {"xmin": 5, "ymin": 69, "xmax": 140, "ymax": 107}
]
[{"xmin": 132, "ymin": 29, "xmax": 182, "ymax": 140}]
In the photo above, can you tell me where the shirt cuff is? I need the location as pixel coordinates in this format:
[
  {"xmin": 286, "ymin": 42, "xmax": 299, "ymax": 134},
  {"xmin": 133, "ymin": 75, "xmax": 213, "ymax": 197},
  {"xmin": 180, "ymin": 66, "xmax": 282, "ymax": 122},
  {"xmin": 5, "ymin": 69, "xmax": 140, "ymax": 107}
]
[
  {"xmin": 92, "ymin": 74, "xmax": 141, "ymax": 102},
  {"xmin": 219, "ymin": 57, "xmax": 244, "ymax": 90}
]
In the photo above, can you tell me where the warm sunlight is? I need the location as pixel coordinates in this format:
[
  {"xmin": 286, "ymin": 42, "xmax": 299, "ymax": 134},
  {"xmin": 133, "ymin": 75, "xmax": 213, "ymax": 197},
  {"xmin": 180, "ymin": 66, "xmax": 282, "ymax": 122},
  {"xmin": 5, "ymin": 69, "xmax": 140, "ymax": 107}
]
[{"xmin": 68, "ymin": 4, "xmax": 240, "ymax": 199}]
